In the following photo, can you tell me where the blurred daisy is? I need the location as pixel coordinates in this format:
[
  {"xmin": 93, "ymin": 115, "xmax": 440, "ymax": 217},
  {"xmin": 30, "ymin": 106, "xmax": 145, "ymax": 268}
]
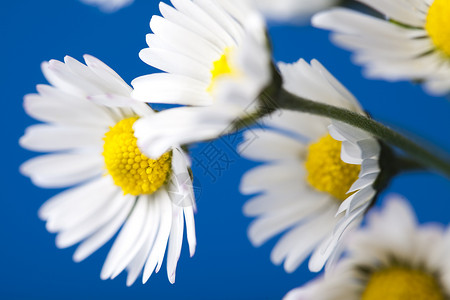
[
  {"xmin": 20, "ymin": 55, "xmax": 196, "ymax": 286},
  {"xmin": 80, "ymin": 0, "xmax": 133, "ymax": 12},
  {"xmin": 240, "ymin": 59, "xmax": 381, "ymax": 273},
  {"xmin": 132, "ymin": 0, "xmax": 272, "ymax": 158},
  {"xmin": 313, "ymin": 0, "xmax": 450, "ymax": 95},
  {"xmin": 285, "ymin": 196, "xmax": 450, "ymax": 300},
  {"xmin": 252, "ymin": 0, "xmax": 338, "ymax": 23}
]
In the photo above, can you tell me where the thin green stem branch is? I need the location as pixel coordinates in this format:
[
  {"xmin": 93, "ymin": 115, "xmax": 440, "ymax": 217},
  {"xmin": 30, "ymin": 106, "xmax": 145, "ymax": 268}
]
[{"xmin": 276, "ymin": 89, "xmax": 450, "ymax": 178}]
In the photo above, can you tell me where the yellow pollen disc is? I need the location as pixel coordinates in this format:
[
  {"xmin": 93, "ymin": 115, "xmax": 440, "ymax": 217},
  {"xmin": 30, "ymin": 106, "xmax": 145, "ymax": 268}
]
[
  {"xmin": 362, "ymin": 267, "xmax": 445, "ymax": 300},
  {"xmin": 207, "ymin": 47, "xmax": 237, "ymax": 93},
  {"xmin": 426, "ymin": 0, "xmax": 450, "ymax": 57},
  {"xmin": 103, "ymin": 117, "xmax": 172, "ymax": 196},
  {"xmin": 305, "ymin": 134, "xmax": 360, "ymax": 201}
]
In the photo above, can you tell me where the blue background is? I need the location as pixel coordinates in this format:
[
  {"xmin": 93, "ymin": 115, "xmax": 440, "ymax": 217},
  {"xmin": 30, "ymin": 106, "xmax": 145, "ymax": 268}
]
[{"xmin": 1, "ymin": 0, "xmax": 449, "ymax": 299}]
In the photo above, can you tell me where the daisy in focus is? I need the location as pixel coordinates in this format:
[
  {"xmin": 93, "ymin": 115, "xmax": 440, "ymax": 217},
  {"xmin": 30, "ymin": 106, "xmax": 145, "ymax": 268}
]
[
  {"xmin": 20, "ymin": 55, "xmax": 196, "ymax": 286},
  {"xmin": 80, "ymin": 0, "xmax": 133, "ymax": 12},
  {"xmin": 240, "ymin": 59, "xmax": 381, "ymax": 273},
  {"xmin": 285, "ymin": 196, "xmax": 450, "ymax": 300},
  {"xmin": 131, "ymin": 0, "xmax": 273, "ymax": 159},
  {"xmin": 313, "ymin": 0, "xmax": 450, "ymax": 95},
  {"xmin": 252, "ymin": 0, "xmax": 338, "ymax": 23}
]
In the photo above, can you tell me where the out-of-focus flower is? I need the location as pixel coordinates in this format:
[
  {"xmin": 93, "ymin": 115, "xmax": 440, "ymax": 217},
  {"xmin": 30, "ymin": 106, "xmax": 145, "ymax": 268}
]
[
  {"xmin": 20, "ymin": 55, "xmax": 196, "ymax": 286},
  {"xmin": 240, "ymin": 59, "xmax": 381, "ymax": 273},
  {"xmin": 313, "ymin": 0, "xmax": 450, "ymax": 95},
  {"xmin": 284, "ymin": 196, "xmax": 450, "ymax": 300},
  {"xmin": 132, "ymin": 0, "xmax": 272, "ymax": 159},
  {"xmin": 252, "ymin": 0, "xmax": 338, "ymax": 23},
  {"xmin": 80, "ymin": 0, "xmax": 133, "ymax": 12}
]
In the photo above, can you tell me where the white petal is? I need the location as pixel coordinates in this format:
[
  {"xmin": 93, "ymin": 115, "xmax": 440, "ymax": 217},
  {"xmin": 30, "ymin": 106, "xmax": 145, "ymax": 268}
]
[
  {"xmin": 55, "ymin": 190, "xmax": 125, "ymax": 248},
  {"xmin": 38, "ymin": 176, "xmax": 112, "ymax": 220},
  {"xmin": 149, "ymin": 15, "xmax": 220, "ymax": 64},
  {"xmin": 183, "ymin": 205, "xmax": 196, "ymax": 257},
  {"xmin": 347, "ymin": 173, "xmax": 378, "ymax": 193},
  {"xmin": 260, "ymin": 110, "xmax": 328, "ymax": 140},
  {"xmin": 24, "ymin": 92, "xmax": 115, "ymax": 127},
  {"xmin": 72, "ymin": 194, "xmax": 135, "ymax": 262},
  {"xmin": 110, "ymin": 195, "xmax": 160, "ymax": 280},
  {"xmin": 134, "ymin": 106, "xmax": 235, "ymax": 159},
  {"xmin": 131, "ymin": 73, "xmax": 210, "ymax": 105},
  {"xmin": 283, "ymin": 207, "xmax": 336, "ymax": 273},
  {"xmin": 240, "ymin": 162, "xmax": 304, "ymax": 195},
  {"xmin": 101, "ymin": 196, "xmax": 148, "ymax": 280},
  {"xmin": 309, "ymin": 203, "xmax": 368, "ymax": 272},
  {"xmin": 248, "ymin": 193, "xmax": 330, "ymax": 247},
  {"xmin": 20, "ymin": 152, "xmax": 103, "ymax": 188},
  {"xmin": 46, "ymin": 179, "xmax": 117, "ymax": 233},
  {"xmin": 142, "ymin": 190, "xmax": 173, "ymax": 283},
  {"xmin": 83, "ymin": 54, "xmax": 132, "ymax": 95},
  {"xmin": 239, "ymin": 129, "xmax": 305, "ymax": 162},
  {"xmin": 139, "ymin": 47, "xmax": 210, "ymax": 82},
  {"xmin": 20, "ymin": 124, "xmax": 105, "ymax": 152},
  {"xmin": 166, "ymin": 205, "xmax": 184, "ymax": 284}
]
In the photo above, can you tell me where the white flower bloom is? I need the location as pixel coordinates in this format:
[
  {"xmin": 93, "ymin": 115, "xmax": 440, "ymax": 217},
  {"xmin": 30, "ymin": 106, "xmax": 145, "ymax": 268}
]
[
  {"xmin": 252, "ymin": 0, "xmax": 338, "ymax": 23},
  {"xmin": 285, "ymin": 196, "xmax": 450, "ymax": 300},
  {"xmin": 131, "ymin": 0, "xmax": 272, "ymax": 159},
  {"xmin": 313, "ymin": 0, "xmax": 450, "ymax": 95},
  {"xmin": 240, "ymin": 59, "xmax": 381, "ymax": 273},
  {"xmin": 80, "ymin": 0, "xmax": 133, "ymax": 12},
  {"xmin": 20, "ymin": 55, "xmax": 196, "ymax": 286}
]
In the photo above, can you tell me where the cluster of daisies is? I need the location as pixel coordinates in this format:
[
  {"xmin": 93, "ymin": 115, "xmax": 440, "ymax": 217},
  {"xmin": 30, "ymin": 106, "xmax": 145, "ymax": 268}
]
[{"xmin": 20, "ymin": 0, "xmax": 449, "ymax": 298}]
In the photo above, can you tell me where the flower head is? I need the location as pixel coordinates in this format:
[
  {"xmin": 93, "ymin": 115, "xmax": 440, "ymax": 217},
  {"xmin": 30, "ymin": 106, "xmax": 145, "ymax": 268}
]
[
  {"xmin": 285, "ymin": 196, "xmax": 450, "ymax": 299},
  {"xmin": 80, "ymin": 0, "xmax": 133, "ymax": 12},
  {"xmin": 131, "ymin": 0, "xmax": 273, "ymax": 158},
  {"xmin": 252, "ymin": 0, "xmax": 338, "ymax": 23},
  {"xmin": 313, "ymin": 0, "xmax": 450, "ymax": 95},
  {"xmin": 240, "ymin": 59, "xmax": 381, "ymax": 273},
  {"xmin": 20, "ymin": 55, "xmax": 196, "ymax": 286}
]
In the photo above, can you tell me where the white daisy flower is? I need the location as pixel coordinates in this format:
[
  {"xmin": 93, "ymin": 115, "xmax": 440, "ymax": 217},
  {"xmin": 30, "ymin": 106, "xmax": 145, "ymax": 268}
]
[
  {"xmin": 312, "ymin": 0, "xmax": 450, "ymax": 95},
  {"xmin": 80, "ymin": 0, "xmax": 133, "ymax": 12},
  {"xmin": 251, "ymin": 0, "xmax": 338, "ymax": 23},
  {"xmin": 131, "ymin": 0, "xmax": 272, "ymax": 158},
  {"xmin": 284, "ymin": 196, "xmax": 450, "ymax": 300},
  {"xmin": 239, "ymin": 59, "xmax": 381, "ymax": 273},
  {"xmin": 20, "ymin": 55, "xmax": 196, "ymax": 286}
]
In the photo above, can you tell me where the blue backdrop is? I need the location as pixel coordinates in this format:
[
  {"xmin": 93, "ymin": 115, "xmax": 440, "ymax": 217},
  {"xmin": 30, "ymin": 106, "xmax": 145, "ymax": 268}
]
[{"xmin": 1, "ymin": 1, "xmax": 449, "ymax": 299}]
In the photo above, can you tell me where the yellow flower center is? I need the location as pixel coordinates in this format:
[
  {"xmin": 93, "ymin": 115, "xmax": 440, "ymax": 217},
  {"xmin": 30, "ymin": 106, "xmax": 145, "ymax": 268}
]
[
  {"xmin": 103, "ymin": 117, "xmax": 172, "ymax": 196},
  {"xmin": 362, "ymin": 267, "xmax": 445, "ymax": 300},
  {"xmin": 426, "ymin": 0, "xmax": 450, "ymax": 57},
  {"xmin": 207, "ymin": 47, "xmax": 237, "ymax": 93},
  {"xmin": 305, "ymin": 134, "xmax": 360, "ymax": 201}
]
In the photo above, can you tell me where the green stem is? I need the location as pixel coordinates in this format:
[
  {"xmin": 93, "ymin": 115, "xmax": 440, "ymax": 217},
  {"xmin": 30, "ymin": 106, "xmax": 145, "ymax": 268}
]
[{"xmin": 276, "ymin": 89, "xmax": 450, "ymax": 178}]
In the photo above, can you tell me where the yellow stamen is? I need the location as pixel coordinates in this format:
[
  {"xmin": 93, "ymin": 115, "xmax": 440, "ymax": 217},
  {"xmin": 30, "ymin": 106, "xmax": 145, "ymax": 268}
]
[
  {"xmin": 207, "ymin": 47, "xmax": 237, "ymax": 93},
  {"xmin": 305, "ymin": 134, "xmax": 360, "ymax": 201},
  {"xmin": 362, "ymin": 266, "xmax": 445, "ymax": 300},
  {"xmin": 426, "ymin": 0, "xmax": 450, "ymax": 57},
  {"xmin": 103, "ymin": 117, "xmax": 172, "ymax": 196}
]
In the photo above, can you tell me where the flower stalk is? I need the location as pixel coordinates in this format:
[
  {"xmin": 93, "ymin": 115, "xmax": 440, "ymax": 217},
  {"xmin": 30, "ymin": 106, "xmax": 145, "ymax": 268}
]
[{"xmin": 275, "ymin": 88, "xmax": 450, "ymax": 178}]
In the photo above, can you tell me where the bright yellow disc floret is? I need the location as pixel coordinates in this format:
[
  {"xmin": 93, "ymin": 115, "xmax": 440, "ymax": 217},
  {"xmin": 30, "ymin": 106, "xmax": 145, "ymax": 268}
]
[
  {"xmin": 103, "ymin": 117, "xmax": 172, "ymax": 196},
  {"xmin": 426, "ymin": 0, "xmax": 450, "ymax": 57},
  {"xmin": 305, "ymin": 134, "xmax": 360, "ymax": 201},
  {"xmin": 207, "ymin": 47, "xmax": 237, "ymax": 93},
  {"xmin": 362, "ymin": 266, "xmax": 445, "ymax": 300}
]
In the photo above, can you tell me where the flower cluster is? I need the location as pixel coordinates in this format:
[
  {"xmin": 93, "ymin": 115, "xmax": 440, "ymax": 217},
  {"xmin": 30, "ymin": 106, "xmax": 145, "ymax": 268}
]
[{"xmin": 20, "ymin": 0, "xmax": 449, "ymax": 298}]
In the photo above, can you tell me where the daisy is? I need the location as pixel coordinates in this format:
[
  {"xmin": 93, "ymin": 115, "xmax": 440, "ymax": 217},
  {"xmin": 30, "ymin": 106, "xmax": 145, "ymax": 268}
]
[
  {"xmin": 131, "ymin": 0, "xmax": 272, "ymax": 159},
  {"xmin": 20, "ymin": 55, "xmax": 196, "ymax": 286},
  {"xmin": 312, "ymin": 0, "xmax": 450, "ymax": 95},
  {"xmin": 79, "ymin": 0, "xmax": 133, "ymax": 12},
  {"xmin": 284, "ymin": 196, "xmax": 450, "ymax": 300},
  {"xmin": 251, "ymin": 0, "xmax": 338, "ymax": 23},
  {"xmin": 239, "ymin": 59, "xmax": 381, "ymax": 273}
]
